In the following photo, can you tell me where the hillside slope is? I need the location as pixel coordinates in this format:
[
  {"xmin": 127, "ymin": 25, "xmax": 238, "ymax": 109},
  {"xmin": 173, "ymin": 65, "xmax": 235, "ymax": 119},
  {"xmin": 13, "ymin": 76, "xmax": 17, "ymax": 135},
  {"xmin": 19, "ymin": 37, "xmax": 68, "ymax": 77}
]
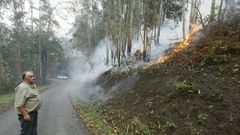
[{"xmin": 76, "ymin": 23, "xmax": 240, "ymax": 135}]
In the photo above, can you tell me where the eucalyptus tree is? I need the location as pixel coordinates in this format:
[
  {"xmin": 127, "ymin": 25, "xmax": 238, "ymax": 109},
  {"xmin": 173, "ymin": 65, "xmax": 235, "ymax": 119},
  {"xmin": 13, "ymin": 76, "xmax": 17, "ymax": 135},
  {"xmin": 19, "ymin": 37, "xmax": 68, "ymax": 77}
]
[
  {"xmin": 218, "ymin": 0, "xmax": 225, "ymax": 23},
  {"xmin": 189, "ymin": 0, "xmax": 198, "ymax": 31},
  {"xmin": 72, "ymin": 0, "xmax": 186, "ymax": 66},
  {"xmin": 73, "ymin": 0, "xmax": 93, "ymax": 58},
  {"xmin": 0, "ymin": 1, "xmax": 14, "ymax": 92},
  {"xmin": 156, "ymin": 0, "xmax": 164, "ymax": 42},
  {"xmin": 72, "ymin": 0, "xmax": 105, "ymax": 69},
  {"xmin": 210, "ymin": 0, "xmax": 216, "ymax": 22},
  {"xmin": 182, "ymin": 0, "xmax": 187, "ymax": 39},
  {"xmin": 0, "ymin": 0, "xmax": 66, "ymax": 92},
  {"xmin": 37, "ymin": 0, "xmax": 60, "ymax": 83},
  {"xmin": 11, "ymin": 0, "xmax": 26, "ymax": 82},
  {"xmin": 0, "ymin": 23, "xmax": 13, "ymax": 92}
]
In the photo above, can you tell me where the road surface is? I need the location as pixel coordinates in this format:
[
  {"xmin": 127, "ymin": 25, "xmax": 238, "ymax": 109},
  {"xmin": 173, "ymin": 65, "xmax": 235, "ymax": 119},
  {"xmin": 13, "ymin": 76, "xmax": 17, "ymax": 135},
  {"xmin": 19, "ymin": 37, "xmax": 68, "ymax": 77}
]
[{"xmin": 0, "ymin": 80, "xmax": 90, "ymax": 135}]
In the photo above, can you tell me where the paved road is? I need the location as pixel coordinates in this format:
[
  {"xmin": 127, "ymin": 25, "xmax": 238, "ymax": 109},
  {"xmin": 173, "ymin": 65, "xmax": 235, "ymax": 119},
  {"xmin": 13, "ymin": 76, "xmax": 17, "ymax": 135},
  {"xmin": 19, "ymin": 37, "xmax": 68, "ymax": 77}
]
[{"xmin": 0, "ymin": 81, "xmax": 89, "ymax": 135}]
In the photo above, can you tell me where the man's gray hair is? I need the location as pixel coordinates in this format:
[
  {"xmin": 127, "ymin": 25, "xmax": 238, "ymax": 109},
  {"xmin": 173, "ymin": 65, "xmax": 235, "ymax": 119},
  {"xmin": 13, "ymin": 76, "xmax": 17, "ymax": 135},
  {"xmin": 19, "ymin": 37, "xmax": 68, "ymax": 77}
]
[{"xmin": 22, "ymin": 71, "xmax": 34, "ymax": 80}]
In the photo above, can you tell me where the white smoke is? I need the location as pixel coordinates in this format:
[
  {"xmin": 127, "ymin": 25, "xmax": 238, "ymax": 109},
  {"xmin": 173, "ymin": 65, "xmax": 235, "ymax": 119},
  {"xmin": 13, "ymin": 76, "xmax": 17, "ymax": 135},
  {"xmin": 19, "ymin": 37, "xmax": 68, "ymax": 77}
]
[
  {"xmin": 68, "ymin": 39, "xmax": 112, "ymax": 102},
  {"xmin": 67, "ymin": 0, "xmax": 225, "ymax": 102}
]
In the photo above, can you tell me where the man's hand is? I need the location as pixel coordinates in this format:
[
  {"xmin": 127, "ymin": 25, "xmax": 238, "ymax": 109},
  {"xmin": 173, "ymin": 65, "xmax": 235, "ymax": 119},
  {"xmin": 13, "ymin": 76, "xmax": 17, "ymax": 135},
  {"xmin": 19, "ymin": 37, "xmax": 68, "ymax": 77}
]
[
  {"xmin": 18, "ymin": 106, "xmax": 31, "ymax": 121},
  {"xmin": 23, "ymin": 113, "xmax": 31, "ymax": 121}
]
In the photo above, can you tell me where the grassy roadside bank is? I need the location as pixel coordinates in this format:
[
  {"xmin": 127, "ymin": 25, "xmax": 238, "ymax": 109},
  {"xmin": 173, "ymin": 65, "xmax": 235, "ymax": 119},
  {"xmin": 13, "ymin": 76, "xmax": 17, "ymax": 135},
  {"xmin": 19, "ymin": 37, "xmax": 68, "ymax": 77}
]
[
  {"xmin": 70, "ymin": 91, "xmax": 119, "ymax": 135},
  {"xmin": 0, "ymin": 85, "xmax": 50, "ymax": 113}
]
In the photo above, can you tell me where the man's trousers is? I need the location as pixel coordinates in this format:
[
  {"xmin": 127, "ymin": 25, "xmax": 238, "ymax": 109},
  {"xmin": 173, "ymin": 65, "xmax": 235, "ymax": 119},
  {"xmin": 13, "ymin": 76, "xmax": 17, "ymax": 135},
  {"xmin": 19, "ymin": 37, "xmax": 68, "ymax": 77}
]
[{"xmin": 18, "ymin": 111, "xmax": 38, "ymax": 135}]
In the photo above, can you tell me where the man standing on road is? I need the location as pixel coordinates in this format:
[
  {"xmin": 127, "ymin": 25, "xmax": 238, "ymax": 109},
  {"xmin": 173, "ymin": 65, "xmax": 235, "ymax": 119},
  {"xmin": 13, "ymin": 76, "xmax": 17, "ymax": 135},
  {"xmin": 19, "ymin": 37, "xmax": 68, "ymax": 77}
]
[{"xmin": 15, "ymin": 71, "xmax": 42, "ymax": 135}]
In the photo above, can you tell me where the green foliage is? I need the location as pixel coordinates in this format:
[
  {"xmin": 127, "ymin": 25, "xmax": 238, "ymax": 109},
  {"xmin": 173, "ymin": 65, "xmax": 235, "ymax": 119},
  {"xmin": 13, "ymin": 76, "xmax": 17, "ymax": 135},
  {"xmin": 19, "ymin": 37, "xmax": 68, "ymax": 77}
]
[
  {"xmin": 127, "ymin": 65, "xmax": 134, "ymax": 75},
  {"xmin": 175, "ymin": 81, "xmax": 197, "ymax": 94},
  {"xmin": 0, "ymin": 0, "xmax": 66, "ymax": 92},
  {"xmin": 73, "ymin": 0, "xmax": 105, "ymax": 58},
  {"xmin": 126, "ymin": 117, "xmax": 151, "ymax": 135},
  {"xmin": 76, "ymin": 102, "xmax": 115, "ymax": 135},
  {"xmin": 148, "ymin": 64, "xmax": 163, "ymax": 74},
  {"xmin": 165, "ymin": 121, "xmax": 177, "ymax": 129},
  {"xmin": 0, "ymin": 81, "xmax": 14, "ymax": 93},
  {"xmin": 210, "ymin": 89, "xmax": 223, "ymax": 100},
  {"xmin": 0, "ymin": 93, "xmax": 15, "ymax": 111},
  {"xmin": 201, "ymin": 54, "xmax": 215, "ymax": 65},
  {"xmin": 197, "ymin": 114, "xmax": 207, "ymax": 125},
  {"xmin": 163, "ymin": 0, "xmax": 184, "ymax": 22}
]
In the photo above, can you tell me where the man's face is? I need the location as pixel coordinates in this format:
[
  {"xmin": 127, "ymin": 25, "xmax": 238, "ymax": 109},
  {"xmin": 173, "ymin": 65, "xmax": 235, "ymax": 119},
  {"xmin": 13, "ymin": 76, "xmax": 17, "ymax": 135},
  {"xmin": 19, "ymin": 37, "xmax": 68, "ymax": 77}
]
[{"xmin": 25, "ymin": 72, "xmax": 36, "ymax": 84}]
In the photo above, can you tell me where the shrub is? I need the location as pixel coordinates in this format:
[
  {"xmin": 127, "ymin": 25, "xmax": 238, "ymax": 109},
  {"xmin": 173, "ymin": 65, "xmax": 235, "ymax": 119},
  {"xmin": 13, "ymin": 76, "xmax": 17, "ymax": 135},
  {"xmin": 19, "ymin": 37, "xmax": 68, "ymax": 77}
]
[
  {"xmin": 165, "ymin": 121, "xmax": 177, "ymax": 129},
  {"xmin": 197, "ymin": 114, "xmax": 207, "ymax": 125},
  {"xmin": 175, "ymin": 81, "xmax": 198, "ymax": 94}
]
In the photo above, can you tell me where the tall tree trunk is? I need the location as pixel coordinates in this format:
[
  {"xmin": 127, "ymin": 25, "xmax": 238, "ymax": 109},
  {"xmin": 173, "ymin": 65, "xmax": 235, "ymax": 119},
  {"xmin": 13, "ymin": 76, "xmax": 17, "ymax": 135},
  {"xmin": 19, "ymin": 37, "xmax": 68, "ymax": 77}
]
[
  {"xmin": 41, "ymin": 47, "xmax": 47, "ymax": 84},
  {"xmin": 154, "ymin": 26, "xmax": 157, "ymax": 39},
  {"xmin": 12, "ymin": 0, "xmax": 23, "ymax": 81},
  {"xmin": 117, "ymin": 0, "xmax": 123, "ymax": 66},
  {"xmin": 38, "ymin": 34, "xmax": 42, "ymax": 84},
  {"xmin": 127, "ymin": 29, "xmax": 132, "ymax": 56},
  {"xmin": 127, "ymin": 1, "xmax": 133, "ymax": 56},
  {"xmin": 182, "ymin": 0, "xmax": 186, "ymax": 39},
  {"xmin": 106, "ymin": 37, "xmax": 109, "ymax": 65},
  {"xmin": 218, "ymin": 0, "xmax": 224, "ymax": 23},
  {"xmin": 111, "ymin": 45, "xmax": 115, "ymax": 66},
  {"xmin": 210, "ymin": 0, "xmax": 216, "ymax": 22},
  {"xmin": 143, "ymin": 1, "xmax": 148, "ymax": 62},
  {"xmin": 16, "ymin": 37, "xmax": 21, "ymax": 79},
  {"xmin": 0, "ymin": 46, "xmax": 3, "ymax": 82},
  {"xmin": 190, "ymin": 0, "xmax": 197, "ymax": 23},
  {"xmin": 91, "ymin": 0, "xmax": 96, "ymax": 55},
  {"xmin": 117, "ymin": 40, "xmax": 121, "ymax": 67},
  {"xmin": 87, "ymin": 23, "xmax": 91, "ymax": 58},
  {"xmin": 221, "ymin": 1, "xmax": 228, "ymax": 22},
  {"xmin": 189, "ymin": 0, "xmax": 198, "ymax": 32},
  {"xmin": 38, "ymin": 0, "xmax": 43, "ymax": 84},
  {"xmin": 157, "ymin": 0, "xmax": 163, "ymax": 43},
  {"xmin": 122, "ymin": 35, "xmax": 127, "ymax": 62},
  {"xmin": 40, "ymin": 11, "xmax": 54, "ymax": 84},
  {"xmin": 28, "ymin": 0, "xmax": 34, "ymax": 30}
]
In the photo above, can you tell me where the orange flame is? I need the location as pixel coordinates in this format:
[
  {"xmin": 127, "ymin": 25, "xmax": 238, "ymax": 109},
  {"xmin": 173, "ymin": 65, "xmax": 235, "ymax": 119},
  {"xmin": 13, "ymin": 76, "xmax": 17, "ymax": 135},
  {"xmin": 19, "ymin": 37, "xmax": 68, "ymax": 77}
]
[{"xmin": 143, "ymin": 24, "xmax": 202, "ymax": 69}]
